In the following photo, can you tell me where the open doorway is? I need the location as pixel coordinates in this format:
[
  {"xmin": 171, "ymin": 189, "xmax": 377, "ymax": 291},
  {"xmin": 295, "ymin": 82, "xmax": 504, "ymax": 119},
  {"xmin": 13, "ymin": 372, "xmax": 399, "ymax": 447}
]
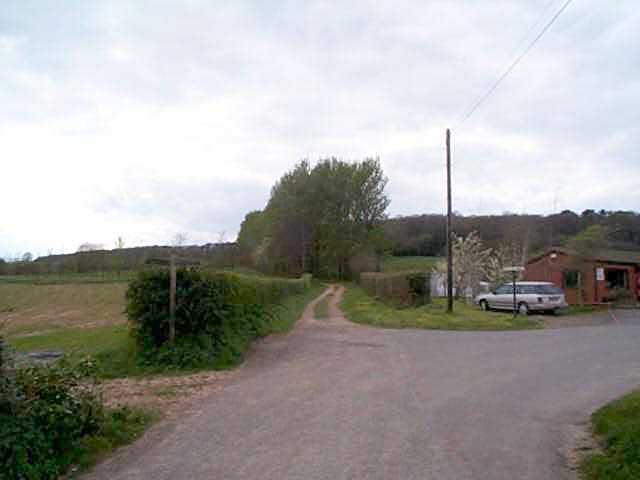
[{"xmin": 605, "ymin": 268, "xmax": 629, "ymax": 289}]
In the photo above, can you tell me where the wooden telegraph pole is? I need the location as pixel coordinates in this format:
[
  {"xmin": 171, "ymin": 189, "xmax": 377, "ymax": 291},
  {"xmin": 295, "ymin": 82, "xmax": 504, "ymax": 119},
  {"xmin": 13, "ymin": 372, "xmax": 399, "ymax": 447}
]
[
  {"xmin": 446, "ymin": 129, "xmax": 453, "ymax": 313},
  {"xmin": 146, "ymin": 255, "xmax": 200, "ymax": 346},
  {"xmin": 169, "ymin": 254, "xmax": 176, "ymax": 345}
]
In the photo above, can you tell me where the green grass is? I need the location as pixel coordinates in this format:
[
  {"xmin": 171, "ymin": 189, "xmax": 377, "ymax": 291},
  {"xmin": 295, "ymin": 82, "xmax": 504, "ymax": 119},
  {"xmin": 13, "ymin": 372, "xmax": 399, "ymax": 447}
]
[
  {"xmin": 314, "ymin": 295, "xmax": 331, "ymax": 319},
  {"xmin": 580, "ymin": 390, "xmax": 640, "ymax": 480},
  {"xmin": 8, "ymin": 325, "xmax": 146, "ymax": 379},
  {"xmin": 342, "ymin": 284, "xmax": 541, "ymax": 330},
  {"xmin": 380, "ymin": 256, "xmax": 441, "ymax": 273}
]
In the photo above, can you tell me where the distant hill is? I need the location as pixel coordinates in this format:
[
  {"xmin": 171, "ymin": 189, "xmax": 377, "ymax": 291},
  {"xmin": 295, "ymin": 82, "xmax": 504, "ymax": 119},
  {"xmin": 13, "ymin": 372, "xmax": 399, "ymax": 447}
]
[
  {"xmin": 383, "ymin": 210, "xmax": 640, "ymax": 257},
  {"xmin": 1, "ymin": 243, "xmax": 246, "ymax": 275}
]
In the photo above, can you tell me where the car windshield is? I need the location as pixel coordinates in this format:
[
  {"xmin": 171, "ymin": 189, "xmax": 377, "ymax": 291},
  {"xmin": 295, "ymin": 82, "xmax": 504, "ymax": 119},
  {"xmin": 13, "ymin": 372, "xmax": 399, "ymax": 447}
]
[{"xmin": 535, "ymin": 285, "xmax": 563, "ymax": 295}]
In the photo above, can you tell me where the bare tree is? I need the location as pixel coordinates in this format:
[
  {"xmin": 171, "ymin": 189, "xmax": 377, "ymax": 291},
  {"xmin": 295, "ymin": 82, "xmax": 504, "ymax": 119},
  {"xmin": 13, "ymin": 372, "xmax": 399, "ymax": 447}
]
[
  {"xmin": 115, "ymin": 236, "xmax": 125, "ymax": 249},
  {"xmin": 172, "ymin": 232, "xmax": 188, "ymax": 247}
]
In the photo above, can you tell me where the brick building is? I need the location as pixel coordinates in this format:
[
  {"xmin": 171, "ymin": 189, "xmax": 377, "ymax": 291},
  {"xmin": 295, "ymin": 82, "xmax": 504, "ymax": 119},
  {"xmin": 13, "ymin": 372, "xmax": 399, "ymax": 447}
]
[{"xmin": 523, "ymin": 247, "xmax": 640, "ymax": 305}]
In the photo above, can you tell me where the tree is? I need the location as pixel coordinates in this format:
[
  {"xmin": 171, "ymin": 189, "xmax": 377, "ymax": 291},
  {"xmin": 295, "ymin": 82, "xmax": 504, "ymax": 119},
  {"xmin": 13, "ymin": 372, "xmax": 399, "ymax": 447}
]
[
  {"xmin": 115, "ymin": 236, "xmax": 125, "ymax": 249},
  {"xmin": 483, "ymin": 246, "xmax": 510, "ymax": 289},
  {"xmin": 238, "ymin": 157, "xmax": 390, "ymax": 279},
  {"xmin": 451, "ymin": 231, "xmax": 491, "ymax": 301},
  {"xmin": 21, "ymin": 252, "xmax": 33, "ymax": 262}
]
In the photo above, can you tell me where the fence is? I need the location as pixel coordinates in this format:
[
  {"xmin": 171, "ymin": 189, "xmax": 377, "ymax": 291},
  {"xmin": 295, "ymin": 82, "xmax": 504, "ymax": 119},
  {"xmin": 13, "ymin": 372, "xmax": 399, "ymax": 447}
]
[{"xmin": 359, "ymin": 271, "xmax": 431, "ymax": 307}]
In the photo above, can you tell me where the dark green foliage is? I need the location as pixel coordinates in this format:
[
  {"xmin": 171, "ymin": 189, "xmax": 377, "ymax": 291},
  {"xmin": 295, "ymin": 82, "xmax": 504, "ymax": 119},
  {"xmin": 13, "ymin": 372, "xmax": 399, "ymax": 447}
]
[
  {"xmin": 406, "ymin": 272, "xmax": 431, "ymax": 305},
  {"xmin": 359, "ymin": 271, "xmax": 431, "ymax": 307},
  {"xmin": 126, "ymin": 269, "xmax": 310, "ymax": 368},
  {"xmin": 580, "ymin": 390, "xmax": 640, "ymax": 480},
  {"xmin": 0, "ymin": 354, "xmax": 150, "ymax": 480}
]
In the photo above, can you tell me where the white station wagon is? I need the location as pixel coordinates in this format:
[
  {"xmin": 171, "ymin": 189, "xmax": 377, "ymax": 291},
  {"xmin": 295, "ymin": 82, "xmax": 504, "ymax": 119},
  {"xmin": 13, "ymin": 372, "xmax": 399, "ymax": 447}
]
[{"xmin": 475, "ymin": 281, "xmax": 568, "ymax": 315}]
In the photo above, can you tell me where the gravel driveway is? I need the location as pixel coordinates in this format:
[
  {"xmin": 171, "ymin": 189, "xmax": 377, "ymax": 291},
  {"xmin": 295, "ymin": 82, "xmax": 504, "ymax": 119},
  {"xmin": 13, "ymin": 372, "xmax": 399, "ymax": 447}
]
[{"xmin": 85, "ymin": 287, "xmax": 640, "ymax": 480}]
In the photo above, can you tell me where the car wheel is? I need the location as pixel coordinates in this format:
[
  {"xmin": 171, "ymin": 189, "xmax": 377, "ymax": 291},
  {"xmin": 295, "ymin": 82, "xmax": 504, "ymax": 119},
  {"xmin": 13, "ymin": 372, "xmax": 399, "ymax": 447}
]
[
  {"xmin": 518, "ymin": 302, "xmax": 529, "ymax": 315},
  {"xmin": 479, "ymin": 300, "xmax": 489, "ymax": 311}
]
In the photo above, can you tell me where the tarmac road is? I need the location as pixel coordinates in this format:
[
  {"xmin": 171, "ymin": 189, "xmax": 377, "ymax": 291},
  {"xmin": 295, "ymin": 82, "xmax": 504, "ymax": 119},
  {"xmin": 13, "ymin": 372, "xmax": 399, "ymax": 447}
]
[{"xmin": 85, "ymin": 287, "xmax": 640, "ymax": 480}]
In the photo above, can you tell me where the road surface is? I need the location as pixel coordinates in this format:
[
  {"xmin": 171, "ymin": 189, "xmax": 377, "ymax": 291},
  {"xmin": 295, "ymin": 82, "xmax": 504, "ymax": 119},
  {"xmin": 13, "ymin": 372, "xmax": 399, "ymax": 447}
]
[{"xmin": 85, "ymin": 287, "xmax": 640, "ymax": 480}]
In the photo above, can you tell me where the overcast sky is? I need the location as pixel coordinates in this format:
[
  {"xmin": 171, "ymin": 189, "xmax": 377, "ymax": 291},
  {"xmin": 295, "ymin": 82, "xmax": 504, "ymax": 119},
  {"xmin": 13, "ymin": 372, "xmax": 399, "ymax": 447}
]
[{"xmin": 1, "ymin": 0, "xmax": 638, "ymax": 258}]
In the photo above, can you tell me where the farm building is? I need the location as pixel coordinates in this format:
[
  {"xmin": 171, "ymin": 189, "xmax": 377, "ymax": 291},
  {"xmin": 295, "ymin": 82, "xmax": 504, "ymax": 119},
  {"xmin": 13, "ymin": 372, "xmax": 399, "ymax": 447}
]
[{"xmin": 523, "ymin": 247, "xmax": 640, "ymax": 305}]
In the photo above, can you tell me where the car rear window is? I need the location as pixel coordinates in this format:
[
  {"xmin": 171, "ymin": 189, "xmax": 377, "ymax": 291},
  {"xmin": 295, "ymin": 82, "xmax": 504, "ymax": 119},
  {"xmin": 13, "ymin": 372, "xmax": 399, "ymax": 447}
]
[{"xmin": 535, "ymin": 285, "xmax": 563, "ymax": 294}]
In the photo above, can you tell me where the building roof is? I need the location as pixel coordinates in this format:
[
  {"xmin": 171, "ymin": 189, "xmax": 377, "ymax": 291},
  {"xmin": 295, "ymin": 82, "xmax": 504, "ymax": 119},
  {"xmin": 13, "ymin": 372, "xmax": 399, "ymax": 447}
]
[{"xmin": 528, "ymin": 247, "xmax": 640, "ymax": 265}]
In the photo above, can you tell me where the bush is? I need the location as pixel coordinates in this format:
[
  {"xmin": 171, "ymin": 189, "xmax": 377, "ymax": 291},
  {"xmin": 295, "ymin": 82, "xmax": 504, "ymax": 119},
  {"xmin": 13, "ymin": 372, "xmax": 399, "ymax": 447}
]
[
  {"xmin": 607, "ymin": 287, "xmax": 636, "ymax": 306},
  {"xmin": 0, "ymin": 351, "xmax": 145, "ymax": 480},
  {"xmin": 126, "ymin": 268, "xmax": 311, "ymax": 368},
  {"xmin": 359, "ymin": 271, "xmax": 431, "ymax": 307}
]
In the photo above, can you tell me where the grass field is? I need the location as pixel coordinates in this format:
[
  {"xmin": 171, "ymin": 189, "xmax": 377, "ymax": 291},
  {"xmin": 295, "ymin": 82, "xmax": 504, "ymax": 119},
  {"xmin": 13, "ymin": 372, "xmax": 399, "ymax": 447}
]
[
  {"xmin": 0, "ymin": 282, "xmax": 127, "ymax": 335},
  {"xmin": 5, "ymin": 280, "xmax": 326, "ymax": 378},
  {"xmin": 341, "ymin": 284, "xmax": 541, "ymax": 331},
  {"xmin": 580, "ymin": 389, "xmax": 640, "ymax": 479},
  {"xmin": 0, "ymin": 271, "xmax": 134, "ymax": 285},
  {"xmin": 380, "ymin": 256, "xmax": 441, "ymax": 272}
]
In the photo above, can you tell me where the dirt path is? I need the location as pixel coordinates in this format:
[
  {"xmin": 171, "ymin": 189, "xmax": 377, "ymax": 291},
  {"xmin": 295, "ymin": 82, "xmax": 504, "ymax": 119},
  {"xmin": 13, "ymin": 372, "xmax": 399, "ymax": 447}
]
[{"xmin": 84, "ymin": 288, "xmax": 640, "ymax": 480}]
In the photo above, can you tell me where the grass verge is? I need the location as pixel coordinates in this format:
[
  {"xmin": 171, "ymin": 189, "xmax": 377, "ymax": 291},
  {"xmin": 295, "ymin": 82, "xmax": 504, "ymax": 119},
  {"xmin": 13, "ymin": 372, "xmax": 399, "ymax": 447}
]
[
  {"xmin": 557, "ymin": 305, "xmax": 603, "ymax": 316},
  {"xmin": 267, "ymin": 282, "xmax": 326, "ymax": 332},
  {"xmin": 580, "ymin": 390, "xmax": 640, "ymax": 480},
  {"xmin": 72, "ymin": 406, "xmax": 156, "ymax": 475},
  {"xmin": 314, "ymin": 295, "xmax": 330, "ymax": 319},
  {"xmin": 341, "ymin": 284, "xmax": 541, "ymax": 330}
]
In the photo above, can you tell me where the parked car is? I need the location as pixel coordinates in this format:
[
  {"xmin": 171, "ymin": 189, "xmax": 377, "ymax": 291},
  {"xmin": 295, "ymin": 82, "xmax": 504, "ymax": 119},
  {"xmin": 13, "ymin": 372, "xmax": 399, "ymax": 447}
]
[{"xmin": 474, "ymin": 281, "xmax": 568, "ymax": 315}]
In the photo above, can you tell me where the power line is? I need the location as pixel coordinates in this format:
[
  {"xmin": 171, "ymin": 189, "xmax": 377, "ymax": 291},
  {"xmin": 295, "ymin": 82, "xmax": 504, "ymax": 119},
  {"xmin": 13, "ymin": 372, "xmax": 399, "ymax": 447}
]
[{"xmin": 458, "ymin": 0, "xmax": 575, "ymax": 126}]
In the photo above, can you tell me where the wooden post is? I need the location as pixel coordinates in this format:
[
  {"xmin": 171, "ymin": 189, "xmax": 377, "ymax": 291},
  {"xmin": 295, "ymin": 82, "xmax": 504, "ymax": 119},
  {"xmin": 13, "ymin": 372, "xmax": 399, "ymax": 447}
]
[
  {"xmin": 446, "ymin": 128, "xmax": 454, "ymax": 313},
  {"xmin": 169, "ymin": 254, "xmax": 176, "ymax": 345}
]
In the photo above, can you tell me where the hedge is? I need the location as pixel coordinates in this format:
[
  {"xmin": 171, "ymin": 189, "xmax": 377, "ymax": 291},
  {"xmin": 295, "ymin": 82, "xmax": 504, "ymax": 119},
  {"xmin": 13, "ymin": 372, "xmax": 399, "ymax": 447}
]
[
  {"xmin": 126, "ymin": 269, "xmax": 311, "ymax": 368},
  {"xmin": 359, "ymin": 271, "xmax": 430, "ymax": 307}
]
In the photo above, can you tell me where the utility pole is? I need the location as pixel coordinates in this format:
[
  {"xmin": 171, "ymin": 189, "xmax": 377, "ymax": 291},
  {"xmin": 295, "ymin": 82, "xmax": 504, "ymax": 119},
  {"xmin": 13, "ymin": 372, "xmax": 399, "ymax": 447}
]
[
  {"xmin": 169, "ymin": 254, "xmax": 176, "ymax": 345},
  {"xmin": 446, "ymin": 128, "xmax": 453, "ymax": 313}
]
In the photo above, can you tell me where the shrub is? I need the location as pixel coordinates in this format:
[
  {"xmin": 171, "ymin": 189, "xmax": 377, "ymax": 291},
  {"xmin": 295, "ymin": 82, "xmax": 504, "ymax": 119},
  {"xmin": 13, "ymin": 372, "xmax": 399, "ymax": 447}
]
[
  {"xmin": 0, "ymin": 353, "xmax": 141, "ymax": 480},
  {"xmin": 607, "ymin": 287, "xmax": 636, "ymax": 306},
  {"xmin": 359, "ymin": 271, "xmax": 431, "ymax": 307},
  {"xmin": 126, "ymin": 268, "xmax": 310, "ymax": 368}
]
